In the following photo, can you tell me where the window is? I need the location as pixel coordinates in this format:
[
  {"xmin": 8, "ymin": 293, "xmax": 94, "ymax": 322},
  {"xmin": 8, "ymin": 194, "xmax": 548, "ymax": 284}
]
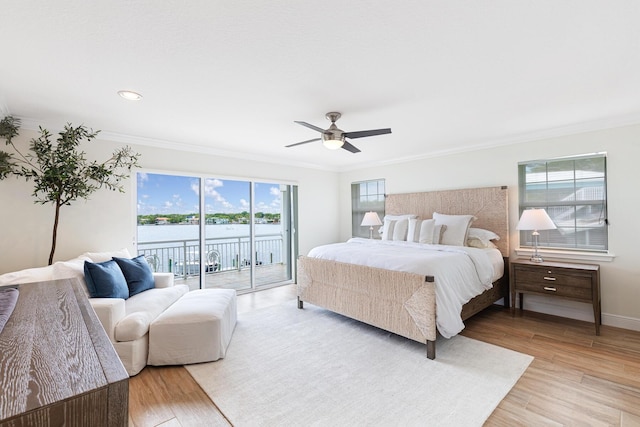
[
  {"xmin": 518, "ymin": 153, "xmax": 608, "ymax": 252},
  {"xmin": 351, "ymin": 179, "xmax": 385, "ymax": 238}
]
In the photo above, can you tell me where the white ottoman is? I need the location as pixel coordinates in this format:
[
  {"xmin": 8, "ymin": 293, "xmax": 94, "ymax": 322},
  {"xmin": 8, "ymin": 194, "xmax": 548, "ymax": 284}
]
[{"xmin": 148, "ymin": 288, "xmax": 237, "ymax": 366}]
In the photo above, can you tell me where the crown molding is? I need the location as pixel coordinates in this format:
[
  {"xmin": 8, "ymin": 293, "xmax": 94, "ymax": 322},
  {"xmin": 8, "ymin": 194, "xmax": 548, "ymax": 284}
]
[
  {"xmin": 98, "ymin": 130, "xmax": 342, "ymax": 173},
  {"xmin": 339, "ymin": 112, "xmax": 640, "ymax": 172},
  {"xmin": 10, "ymin": 116, "xmax": 341, "ymax": 173}
]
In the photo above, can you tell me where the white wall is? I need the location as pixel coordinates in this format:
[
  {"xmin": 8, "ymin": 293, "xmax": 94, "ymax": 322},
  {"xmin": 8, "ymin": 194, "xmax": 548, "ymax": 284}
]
[
  {"xmin": 0, "ymin": 129, "xmax": 339, "ymax": 272},
  {"xmin": 338, "ymin": 124, "xmax": 640, "ymax": 329},
  {"xmin": 3, "ymin": 123, "xmax": 639, "ymax": 330}
]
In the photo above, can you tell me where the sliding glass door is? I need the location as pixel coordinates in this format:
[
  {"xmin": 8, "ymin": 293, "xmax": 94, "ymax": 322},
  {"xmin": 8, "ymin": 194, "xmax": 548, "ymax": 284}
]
[
  {"xmin": 253, "ymin": 182, "xmax": 293, "ymax": 288},
  {"xmin": 136, "ymin": 172, "xmax": 296, "ymax": 292}
]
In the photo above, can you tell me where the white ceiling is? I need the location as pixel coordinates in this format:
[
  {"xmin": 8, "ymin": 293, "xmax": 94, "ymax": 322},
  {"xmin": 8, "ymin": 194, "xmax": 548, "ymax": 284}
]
[{"xmin": 2, "ymin": 1, "xmax": 639, "ymax": 171}]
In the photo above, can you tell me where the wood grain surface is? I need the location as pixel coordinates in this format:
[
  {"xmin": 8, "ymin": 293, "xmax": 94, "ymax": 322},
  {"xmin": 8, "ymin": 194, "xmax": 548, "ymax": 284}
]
[{"xmin": 0, "ymin": 278, "xmax": 128, "ymax": 426}]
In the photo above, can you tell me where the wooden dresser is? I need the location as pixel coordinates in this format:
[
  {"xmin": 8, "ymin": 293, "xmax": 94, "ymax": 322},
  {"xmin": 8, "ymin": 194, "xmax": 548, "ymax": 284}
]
[{"xmin": 0, "ymin": 278, "xmax": 129, "ymax": 426}]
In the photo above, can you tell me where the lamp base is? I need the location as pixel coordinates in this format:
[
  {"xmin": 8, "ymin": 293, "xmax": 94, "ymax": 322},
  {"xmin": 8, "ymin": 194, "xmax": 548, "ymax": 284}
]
[
  {"xmin": 530, "ymin": 232, "xmax": 544, "ymax": 262},
  {"xmin": 529, "ymin": 254, "xmax": 544, "ymax": 263}
]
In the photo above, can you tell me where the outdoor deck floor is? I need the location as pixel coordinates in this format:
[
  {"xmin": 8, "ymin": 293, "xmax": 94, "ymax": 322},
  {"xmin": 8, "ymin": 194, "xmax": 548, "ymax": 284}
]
[{"xmin": 174, "ymin": 263, "xmax": 292, "ymax": 292}]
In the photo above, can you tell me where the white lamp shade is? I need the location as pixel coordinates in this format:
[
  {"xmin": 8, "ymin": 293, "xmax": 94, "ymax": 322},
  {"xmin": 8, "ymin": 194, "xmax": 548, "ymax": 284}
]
[
  {"xmin": 516, "ymin": 209, "xmax": 557, "ymax": 231},
  {"xmin": 361, "ymin": 212, "xmax": 383, "ymax": 227},
  {"xmin": 322, "ymin": 134, "xmax": 345, "ymax": 150}
]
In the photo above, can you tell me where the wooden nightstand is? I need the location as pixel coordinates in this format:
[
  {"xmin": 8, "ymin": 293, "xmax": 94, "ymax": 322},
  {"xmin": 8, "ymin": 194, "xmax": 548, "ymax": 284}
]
[{"xmin": 510, "ymin": 258, "xmax": 601, "ymax": 335}]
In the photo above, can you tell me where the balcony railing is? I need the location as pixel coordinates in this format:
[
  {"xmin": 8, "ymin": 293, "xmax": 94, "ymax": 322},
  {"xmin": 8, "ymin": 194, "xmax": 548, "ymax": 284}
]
[{"xmin": 137, "ymin": 233, "xmax": 284, "ymax": 280}]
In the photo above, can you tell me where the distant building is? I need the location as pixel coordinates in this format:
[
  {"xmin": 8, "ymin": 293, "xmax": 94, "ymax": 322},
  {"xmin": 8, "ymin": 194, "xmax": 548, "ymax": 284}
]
[{"xmin": 155, "ymin": 217, "xmax": 170, "ymax": 225}]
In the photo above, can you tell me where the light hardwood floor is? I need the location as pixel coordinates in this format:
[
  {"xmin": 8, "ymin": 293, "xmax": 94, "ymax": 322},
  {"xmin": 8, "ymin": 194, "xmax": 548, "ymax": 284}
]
[{"xmin": 128, "ymin": 285, "xmax": 640, "ymax": 426}]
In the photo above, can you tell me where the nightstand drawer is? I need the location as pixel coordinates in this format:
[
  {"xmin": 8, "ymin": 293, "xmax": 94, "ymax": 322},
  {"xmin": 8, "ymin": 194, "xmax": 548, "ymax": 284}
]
[
  {"xmin": 513, "ymin": 279, "xmax": 592, "ymax": 300},
  {"xmin": 514, "ymin": 268, "xmax": 592, "ymax": 289}
]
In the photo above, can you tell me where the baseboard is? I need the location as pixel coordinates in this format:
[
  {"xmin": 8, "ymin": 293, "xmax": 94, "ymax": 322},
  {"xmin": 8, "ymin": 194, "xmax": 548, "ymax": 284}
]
[
  {"xmin": 601, "ymin": 313, "xmax": 640, "ymax": 332},
  {"xmin": 519, "ymin": 295, "xmax": 640, "ymax": 332}
]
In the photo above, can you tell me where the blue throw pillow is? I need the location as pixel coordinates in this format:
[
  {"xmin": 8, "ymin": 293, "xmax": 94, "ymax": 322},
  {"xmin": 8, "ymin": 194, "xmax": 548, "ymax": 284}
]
[
  {"xmin": 84, "ymin": 260, "xmax": 129, "ymax": 299},
  {"xmin": 113, "ymin": 255, "xmax": 155, "ymax": 297}
]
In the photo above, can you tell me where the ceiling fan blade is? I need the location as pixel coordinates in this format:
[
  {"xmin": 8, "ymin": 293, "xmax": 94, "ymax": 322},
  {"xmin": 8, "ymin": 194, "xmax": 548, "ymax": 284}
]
[
  {"xmin": 343, "ymin": 128, "xmax": 392, "ymax": 139},
  {"xmin": 342, "ymin": 141, "xmax": 361, "ymax": 153},
  {"xmin": 294, "ymin": 121, "xmax": 326, "ymax": 134},
  {"xmin": 285, "ymin": 137, "xmax": 321, "ymax": 148}
]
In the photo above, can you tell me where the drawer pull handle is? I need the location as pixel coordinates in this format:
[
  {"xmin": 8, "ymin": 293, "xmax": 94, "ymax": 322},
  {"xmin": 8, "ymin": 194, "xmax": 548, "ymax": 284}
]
[
  {"xmin": 543, "ymin": 276, "xmax": 556, "ymax": 281},
  {"xmin": 543, "ymin": 286, "xmax": 557, "ymax": 292}
]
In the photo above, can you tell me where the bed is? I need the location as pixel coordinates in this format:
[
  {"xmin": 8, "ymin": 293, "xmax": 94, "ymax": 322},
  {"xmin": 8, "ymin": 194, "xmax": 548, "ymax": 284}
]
[{"xmin": 296, "ymin": 186, "xmax": 509, "ymax": 360}]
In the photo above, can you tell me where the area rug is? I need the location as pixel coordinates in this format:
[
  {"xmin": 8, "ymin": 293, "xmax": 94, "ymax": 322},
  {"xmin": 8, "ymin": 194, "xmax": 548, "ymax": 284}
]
[{"xmin": 186, "ymin": 301, "xmax": 533, "ymax": 426}]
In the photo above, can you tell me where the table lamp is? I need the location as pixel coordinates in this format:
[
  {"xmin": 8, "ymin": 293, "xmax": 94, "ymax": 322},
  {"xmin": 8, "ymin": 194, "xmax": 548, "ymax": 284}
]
[
  {"xmin": 361, "ymin": 212, "xmax": 382, "ymax": 239},
  {"xmin": 516, "ymin": 208, "xmax": 557, "ymax": 262}
]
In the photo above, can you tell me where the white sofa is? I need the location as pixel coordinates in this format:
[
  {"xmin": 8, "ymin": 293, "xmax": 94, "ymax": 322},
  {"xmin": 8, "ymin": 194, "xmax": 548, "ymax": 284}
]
[{"xmin": 0, "ymin": 249, "xmax": 189, "ymax": 376}]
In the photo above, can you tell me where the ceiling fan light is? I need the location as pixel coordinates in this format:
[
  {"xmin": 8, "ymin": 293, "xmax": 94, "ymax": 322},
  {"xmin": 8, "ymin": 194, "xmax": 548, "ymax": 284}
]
[{"xmin": 322, "ymin": 135, "xmax": 344, "ymax": 150}]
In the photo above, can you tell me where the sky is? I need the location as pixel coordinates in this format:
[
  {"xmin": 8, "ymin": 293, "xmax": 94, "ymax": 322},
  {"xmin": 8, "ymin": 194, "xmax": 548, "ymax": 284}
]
[{"xmin": 136, "ymin": 172, "xmax": 282, "ymax": 215}]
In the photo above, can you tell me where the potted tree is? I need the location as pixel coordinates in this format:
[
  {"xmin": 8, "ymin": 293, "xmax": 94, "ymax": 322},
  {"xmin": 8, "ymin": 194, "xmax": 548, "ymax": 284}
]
[{"xmin": 0, "ymin": 115, "xmax": 140, "ymax": 265}]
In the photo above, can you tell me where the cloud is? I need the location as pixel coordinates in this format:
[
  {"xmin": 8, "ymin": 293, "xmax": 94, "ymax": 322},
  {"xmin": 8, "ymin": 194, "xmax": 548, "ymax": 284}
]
[
  {"xmin": 203, "ymin": 179, "xmax": 228, "ymax": 204},
  {"xmin": 209, "ymin": 178, "xmax": 224, "ymax": 188},
  {"xmin": 137, "ymin": 172, "xmax": 148, "ymax": 188},
  {"xmin": 190, "ymin": 181, "xmax": 200, "ymax": 197}
]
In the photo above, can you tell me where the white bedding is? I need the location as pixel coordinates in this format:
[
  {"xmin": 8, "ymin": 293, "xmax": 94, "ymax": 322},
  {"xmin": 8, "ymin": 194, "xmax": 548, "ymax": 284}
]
[{"xmin": 306, "ymin": 238, "xmax": 504, "ymax": 338}]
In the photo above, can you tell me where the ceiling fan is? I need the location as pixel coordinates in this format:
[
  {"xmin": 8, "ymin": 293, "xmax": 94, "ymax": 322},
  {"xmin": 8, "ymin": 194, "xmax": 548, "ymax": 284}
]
[{"xmin": 286, "ymin": 112, "xmax": 391, "ymax": 153}]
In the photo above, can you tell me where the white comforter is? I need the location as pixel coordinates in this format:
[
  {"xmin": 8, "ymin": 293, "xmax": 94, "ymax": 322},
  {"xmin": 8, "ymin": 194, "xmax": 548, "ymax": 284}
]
[{"xmin": 307, "ymin": 238, "xmax": 503, "ymax": 338}]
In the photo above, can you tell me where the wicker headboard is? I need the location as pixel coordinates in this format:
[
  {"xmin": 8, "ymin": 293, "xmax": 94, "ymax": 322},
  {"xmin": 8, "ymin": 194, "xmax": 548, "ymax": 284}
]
[{"xmin": 385, "ymin": 186, "xmax": 509, "ymax": 257}]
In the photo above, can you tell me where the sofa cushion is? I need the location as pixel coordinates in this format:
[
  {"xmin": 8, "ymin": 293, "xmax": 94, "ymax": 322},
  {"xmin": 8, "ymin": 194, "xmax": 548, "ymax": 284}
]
[
  {"xmin": 0, "ymin": 264, "xmax": 55, "ymax": 286},
  {"xmin": 83, "ymin": 248, "xmax": 132, "ymax": 263},
  {"xmin": 114, "ymin": 284, "xmax": 189, "ymax": 342},
  {"xmin": 84, "ymin": 260, "xmax": 129, "ymax": 299},
  {"xmin": 115, "ymin": 312, "xmax": 153, "ymax": 342},
  {"xmin": 52, "ymin": 256, "xmax": 90, "ymax": 281},
  {"xmin": 113, "ymin": 255, "xmax": 155, "ymax": 297}
]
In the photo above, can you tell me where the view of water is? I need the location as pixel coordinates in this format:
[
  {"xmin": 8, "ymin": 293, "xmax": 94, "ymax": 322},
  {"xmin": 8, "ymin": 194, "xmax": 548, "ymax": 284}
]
[
  {"xmin": 137, "ymin": 223, "xmax": 286, "ymax": 272},
  {"xmin": 137, "ymin": 223, "xmax": 283, "ymax": 243}
]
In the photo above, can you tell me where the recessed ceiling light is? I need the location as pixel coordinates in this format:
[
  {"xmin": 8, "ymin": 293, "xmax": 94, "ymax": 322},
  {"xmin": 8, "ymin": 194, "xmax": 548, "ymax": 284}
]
[{"xmin": 118, "ymin": 90, "xmax": 143, "ymax": 101}]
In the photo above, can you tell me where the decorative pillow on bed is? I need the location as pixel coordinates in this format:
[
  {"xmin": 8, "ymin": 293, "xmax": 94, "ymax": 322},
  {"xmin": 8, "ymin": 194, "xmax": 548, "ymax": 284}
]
[
  {"xmin": 381, "ymin": 214, "xmax": 416, "ymax": 240},
  {"xmin": 431, "ymin": 224, "xmax": 446, "ymax": 244},
  {"xmin": 406, "ymin": 219, "xmax": 444, "ymax": 244},
  {"xmin": 433, "ymin": 212, "xmax": 476, "ymax": 246},
  {"xmin": 466, "ymin": 228, "xmax": 500, "ymax": 247},
  {"xmin": 382, "ymin": 218, "xmax": 410, "ymax": 241},
  {"xmin": 467, "ymin": 238, "xmax": 498, "ymax": 249},
  {"xmin": 407, "ymin": 218, "xmax": 422, "ymax": 242}
]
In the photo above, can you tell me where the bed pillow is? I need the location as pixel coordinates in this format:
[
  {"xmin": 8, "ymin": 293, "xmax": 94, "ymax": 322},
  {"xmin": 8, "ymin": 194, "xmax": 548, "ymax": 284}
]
[
  {"xmin": 467, "ymin": 228, "xmax": 500, "ymax": 247},
  {"xmin": 467, "ymin": 238, "xmax": 498, "ymax": 249},
  {"xmin": 393, "ymin": 219, "xmax": 409, "ymax": 240},
  {"xmin": 381, "ymin": 215, "xmax": 416, "ymax": 240},
  {"xmin": 382, "ymin": 218, "xmax": 410, "ymax": 241},
  {"xmin": 433, "ymin": 224, "xmax": 446, "ymax": 244},
  {"xmin": 84, "ymin": 260, "xmax": 129, "ymax": 299},
  {"xmin": 433, "ymin": 213, "xmax": 476, "ymax": 246},
  {"xmin": 407, "ymin": 218, "xmax": 422, "ymax": 242},
  {"xmin": 383, "ymin": 214, "xmax": 418, "ymax": 221},
  {"xmin": 113, "ymin": 255, "xmax": 155, "ymax": 297}
]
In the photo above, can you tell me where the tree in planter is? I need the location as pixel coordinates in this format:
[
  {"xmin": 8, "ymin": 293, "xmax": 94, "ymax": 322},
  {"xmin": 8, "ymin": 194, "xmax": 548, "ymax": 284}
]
[{"xmin": 0, "ymin": 115, "xmax": 140, "ymax": 265}]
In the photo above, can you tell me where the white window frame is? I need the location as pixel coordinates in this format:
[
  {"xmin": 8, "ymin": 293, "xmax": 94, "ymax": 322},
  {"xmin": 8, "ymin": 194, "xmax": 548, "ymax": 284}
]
[{"xmin": 516, "ymin": 152, "xmax": 614, "ymax": 262}]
